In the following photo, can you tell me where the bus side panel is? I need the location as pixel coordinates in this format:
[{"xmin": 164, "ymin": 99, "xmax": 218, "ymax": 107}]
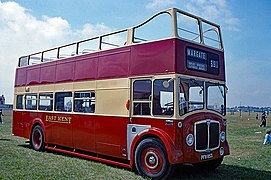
[
  {"xmin": 12, "ymin": 111, "xmax": 24, "ymax": 138},
  {"xmin": 56, "ymin": 61, "xmax": 75, "ymax": 83},
  {"xmin": 72, "ymin": 114, "xmax": 95, "ymax": 152},
  {"xmin": 22, "ymin": 112, "xmax": 38, "ymax": 138},
  {"xmin": 130, "ymin": 39, "xmax": 175, "ymax": 76},
  {"xmin": 98, "ymin": 47, "xmax": 130, "ymax": 79},
  {"xmin": 74, "ymin": 56, "xmax": 98, "ymax": 81},
  {"xmin": 132, "ymin": 117, "xmax": 176, "ymax": 142},
  {"xmin": 49, "ymin": 113, "xmax": 73, "ymax": 147},
  {"xmin": 95, "ymin": 116, "xmax": 129, "ymax": 159},
  {"xmin": 26, "ymin": 65, "xmax": 41, "ymax": 85},
  {"xmin": 40, "ymin": 62, "xmax": 56, "ymax": 84},
  {"xmin": 15, "ymin": 68, "xmax": 27, "ymax": 87}
]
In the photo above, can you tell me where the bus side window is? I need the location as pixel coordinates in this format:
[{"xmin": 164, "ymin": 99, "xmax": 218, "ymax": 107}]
[
  {"xmin": 55, "ymin": 92, "xmax": 72, "ymax": 112},
  {"xmin": 16, "ymin": 95, "xmax": 24, "ymax": 109},
  {"xmin": 25, "ymin": 94, "xmax": 37, "ymax": 110},
  {"xmin": 39, "ymin": 93, "xmax": 53, "ymax": 111},
  {"xmin": 134, "ymin": 12, "xmax": 172, "ymax": 43},
  {"xmin": 133, "ymin": 79, "xmax": 152, "ymax": 115},
  {"xmin": 74, "ymin": 91, "xmax": 95, "ymax": 113}
]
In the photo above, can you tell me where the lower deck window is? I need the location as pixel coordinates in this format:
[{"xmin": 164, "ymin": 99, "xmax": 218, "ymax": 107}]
[
  {"xmin": 55, "ymin": 92, "xmax": 72, "ymax": 112},
  {"xmin": 25, "ymin": 94, "xmax": 37, "ymax": 110},
  {"xmin": 74, "ymin": 91, "xmax": 95, "ymax": 113},
  {"xmin": 133, "ymin": 103, "xmax": 150, "ymax": 115},
  {"xmin": 16, "ymin": 95, "xmax": 24, "ymax": 109},
  {"xmin": 39, "ymin": 93, "xmax": 53, "ymax": 111},
  {"xmin": 133, "ymin": 79, "xmax": 152, "ymax": 115}
]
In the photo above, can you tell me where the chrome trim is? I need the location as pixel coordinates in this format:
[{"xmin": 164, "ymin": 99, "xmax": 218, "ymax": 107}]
[
  {"xmin": 165, "ymin": 119, "xmax": 174, "ymax": 126},
  {"xmin": 194, "ymin": 119, "xmax": 220, "ymax": 152}
]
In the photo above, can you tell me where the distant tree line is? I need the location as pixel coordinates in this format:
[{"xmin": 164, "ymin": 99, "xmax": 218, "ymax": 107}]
[{"xmin": 227, "ymin": 106, "xmax": 271, "ymax": 113}]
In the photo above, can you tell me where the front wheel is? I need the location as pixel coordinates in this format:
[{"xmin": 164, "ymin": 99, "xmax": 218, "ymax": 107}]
[
  {"xmin": 30, "ymin": 125, "xmax": 45, "ymax": 151},
  {"xmin": 135, "ymin": 138, "xmax": 173, "ymax": 180}
]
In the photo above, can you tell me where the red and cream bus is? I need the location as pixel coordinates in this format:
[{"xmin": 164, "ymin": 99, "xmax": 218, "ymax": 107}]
[{"xmin": 13, "ymin": 8, "xmax": 229, "ymax": 179}]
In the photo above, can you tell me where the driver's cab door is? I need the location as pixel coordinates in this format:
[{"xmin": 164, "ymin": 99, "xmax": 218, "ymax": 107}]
[{"xmin": 130, "ymin": 77, "xmax": 175, "ymax": 123}]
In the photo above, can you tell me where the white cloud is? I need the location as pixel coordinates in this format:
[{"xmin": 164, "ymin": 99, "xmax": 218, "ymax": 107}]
[
  {"xmin": 0, "ymin": 1, "xmax": 113, "ymax": 103},
  {"xmin": 146, "ymin": 0, "xmax": 176, "ymax": 10},
  {"xmin": 80, "ymin": 23, "xmax": 114, "ymax": 38},
  {"xmin": 183, "ymin": 0, "xmax": 239, "ymax": 31},
  {"xmin": 145, "ymin": 0, "xmax": 239, "ymax": 31}
]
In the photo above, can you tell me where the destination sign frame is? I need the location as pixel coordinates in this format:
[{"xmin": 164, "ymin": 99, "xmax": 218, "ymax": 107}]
[{"xmin": 186, "ymin": 47, "xmax": 219, "ymax": 75}]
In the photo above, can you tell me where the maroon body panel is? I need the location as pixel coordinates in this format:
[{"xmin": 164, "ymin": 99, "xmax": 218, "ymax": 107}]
[
  {"xmin": 13, "ymin": 111, "xmax": 130, "ymax": 160},
  {"xmin": 40, "ymin": 62, "xmax": 56, "ymax": 84},
  {"xmin": 15, "ymin": 68, "xmax": 27, "ymax": 86},
  {"xmin": 13, "ymin": 110, "xmax": 228, "ymax": 164},
  {"xmin": 130, "ymin": 39, "xmax": 175, "ymax": 76},
  {"xmin": 72, "ymin": 114, "xmax": 95, "ymax": 151},
  {"xmin": 95, "ymin": 116, "xmax": 129, "ymax": 158},
  {"xmin": 74, "ymin": 56, "xmax": 98, "ymax": 81},
  {"xmin": 98, "ymin": 48, "xmax": 130, "ymax": 79},
  {"xmin": 56, "ymin": 60, "xmax": 75, "ymax": 83},
  {"xmin": 26, "ymin": 66, "xmax": 40, "ymax": 85},
  {"xmin": 15, "ymin": 38, "xmax": 225, "ymax": 87},
  {"xmin": 13, "ymin": 111, "xmax": 180, "ymax": 161}
]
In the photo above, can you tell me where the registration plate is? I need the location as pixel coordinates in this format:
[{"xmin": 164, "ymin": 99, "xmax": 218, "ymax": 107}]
[{"xmin": 200, "ymin": 153, "xmax": 213, "ymax": 160}]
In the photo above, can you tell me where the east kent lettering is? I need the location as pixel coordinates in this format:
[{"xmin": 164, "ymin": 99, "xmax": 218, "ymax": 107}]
[{"xmin": 46, "ymin": 115, "xmax": 72, "ymax": 124}]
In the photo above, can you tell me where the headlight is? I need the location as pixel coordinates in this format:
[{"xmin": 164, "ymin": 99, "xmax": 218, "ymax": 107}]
[
  {"xmin": 220, "ymin": 147, "xmax": 224, "ymax": 156},
  {"xmin": 186, "ymin": 134, "xmax": 194, "ymax": 146},
  {"xmin": 220, "ymin": 131, "xmax": 226, "ymax": 142}
]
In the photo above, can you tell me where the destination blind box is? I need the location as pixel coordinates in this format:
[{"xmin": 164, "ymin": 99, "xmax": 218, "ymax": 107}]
[{"xmin": 186, "ymin": 47, "xmax": 219, "ymax": 75}]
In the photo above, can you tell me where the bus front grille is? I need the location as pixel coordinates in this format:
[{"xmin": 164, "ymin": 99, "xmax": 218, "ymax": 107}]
[{"xmin": 195, "ymin": 120, "xmax": 220, "ymax": 152}]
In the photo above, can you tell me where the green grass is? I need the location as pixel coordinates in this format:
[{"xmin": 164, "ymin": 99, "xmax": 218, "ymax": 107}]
[{"xmin": 1, "ymin": 110, "xmax": 271, "ymax": 179}]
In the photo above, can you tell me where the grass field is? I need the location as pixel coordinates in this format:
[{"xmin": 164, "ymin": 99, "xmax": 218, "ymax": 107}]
[{"xmin": 1, "ymin": 110, "xmax": 271, "ymax": 179}]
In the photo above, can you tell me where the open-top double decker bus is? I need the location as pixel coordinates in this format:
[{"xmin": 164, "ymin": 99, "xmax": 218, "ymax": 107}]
[{"xmin": 13, "ymin": 8, "xmax": 229, "ymax": 179}]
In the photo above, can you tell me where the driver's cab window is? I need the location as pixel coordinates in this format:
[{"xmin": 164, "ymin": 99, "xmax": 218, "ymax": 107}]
[
  {"xmin": 189, "ymin": 86, "xmax": 203, "ymax": 110},
  {"xmin": 153, "ymin": 78, "xmax": 174, "ymax": 116},
  {"xmin": 179, "ymin": 78, "xmax": 204, "ymax": 115},
  {"xmin": 133, "ymin": 79, "xmax": 152, "ymax": 115}
]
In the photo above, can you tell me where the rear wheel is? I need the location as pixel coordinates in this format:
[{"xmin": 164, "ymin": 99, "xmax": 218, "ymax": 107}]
[
  {"xmin": 30, "ymin": 125, "xmax": 45, "ymax": 151},
  {"xmin": 135, "ymin": 138, "xmax": 173, "ymax": 180}
]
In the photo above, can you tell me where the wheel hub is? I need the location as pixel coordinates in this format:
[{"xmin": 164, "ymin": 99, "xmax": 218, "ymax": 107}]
[
  {"xmin": 144, "ymin": 151, "xmax": 159, "ymax": 169},
  {"xmin": 149, "ymin": 156, "xmax": 156, "ymax": 165}
]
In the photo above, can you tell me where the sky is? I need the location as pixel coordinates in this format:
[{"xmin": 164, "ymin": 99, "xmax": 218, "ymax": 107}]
[{"xmin": 0, "ymin": 0, "xmax": 271, "ymax": 107}]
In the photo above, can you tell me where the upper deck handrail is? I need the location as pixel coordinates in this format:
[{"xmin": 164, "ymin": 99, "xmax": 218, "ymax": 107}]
[{"xmin": 18, "ymin": 8, "xmax": 223, "ymax": 67}]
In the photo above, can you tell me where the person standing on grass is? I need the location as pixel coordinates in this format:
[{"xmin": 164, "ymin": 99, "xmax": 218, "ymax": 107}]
[
  {"xmin": 0, "ymin": 109, "xmax": 3, "ymax": 124},
  {"xmin": 260, "ymin": 112, "xmax": 267, "ymax": 127},
  {"xmin": 263, "ymin": 129, "xmax": 271, "ymax": 145}
]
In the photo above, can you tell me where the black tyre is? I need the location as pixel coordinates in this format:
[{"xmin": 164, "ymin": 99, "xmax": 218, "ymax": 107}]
[
  {"xmin": 135, "ymin": 138, "xmax": 173, "ymax": 180},
  {"xmin": 194, "ymin": 157, "xmax": 223, "ymax": 171},
  {"xmin": 30, "ymin": 125, "xmax": 45, "ymax": 151}
]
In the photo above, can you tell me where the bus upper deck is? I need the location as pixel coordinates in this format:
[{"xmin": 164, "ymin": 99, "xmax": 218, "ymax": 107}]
[{"xmin": 16, "ymin": 8, "xmax": 224, "ymax": 86}]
